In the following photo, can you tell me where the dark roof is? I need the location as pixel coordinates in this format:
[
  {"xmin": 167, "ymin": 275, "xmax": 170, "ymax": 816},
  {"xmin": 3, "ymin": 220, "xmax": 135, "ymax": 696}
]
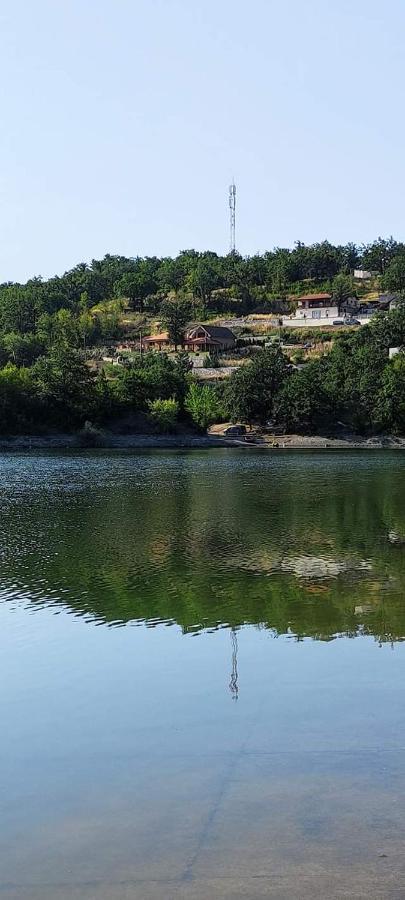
[
  {"xmin": 187, "ymin": 325, "xmax": 235, "ymax": 341},
  {"xmin": 203, "ymin": 325, "xmax": 235, "ymax": 340},
  {"xmin": 377, "ymin": 294, "xmax": 400, "ymax": 311}
]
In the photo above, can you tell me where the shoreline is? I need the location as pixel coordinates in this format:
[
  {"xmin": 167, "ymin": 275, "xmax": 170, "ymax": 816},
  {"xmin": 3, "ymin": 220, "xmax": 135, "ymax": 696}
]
[{"xmin": 0, "ymin": 432, "xmax": 404, "ymax": 451}]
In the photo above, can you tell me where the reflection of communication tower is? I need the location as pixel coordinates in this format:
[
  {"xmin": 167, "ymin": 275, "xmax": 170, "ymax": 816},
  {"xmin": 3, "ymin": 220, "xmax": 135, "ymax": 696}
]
[
  {"xmin": 229, "ymin": 628, "xmax": 239, "ymax": 700},
  {"xmin": 229, "ymin": 181, "xmax": 236, "ymax": 253}
]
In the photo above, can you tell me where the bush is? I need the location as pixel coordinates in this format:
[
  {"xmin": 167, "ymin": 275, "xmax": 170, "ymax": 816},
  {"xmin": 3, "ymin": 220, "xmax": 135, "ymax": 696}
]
[
  {"xmin": 203, "ymin": 353, "xmax": 220, "ymax": 368},
  {"xmin": 185, "ymin": 382, "xmax": 224, "ymax": 430},
  {"xmin": 290, "ymin": 349, "xmax": 305, "ymax": 364},
  {"xmin": 147, "ymin": 397, "xmax": 179, "ymax": 433}
]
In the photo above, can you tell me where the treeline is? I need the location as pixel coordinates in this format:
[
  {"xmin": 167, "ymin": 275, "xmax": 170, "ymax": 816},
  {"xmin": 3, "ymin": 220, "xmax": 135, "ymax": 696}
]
[
  {"xmin": 1, "ymin": 238, "xmax": 405, "ymax": 436},
  {"xmin": 1, "ymin": 304, "xmax": 405, "ymax": 436},
  {"xmin": 1, "ymin": 237, "xmax": 405, "ymax": 358},
  {"xmin": 225, "ymin": 305, "xmax": 405, "ymax": 434},
  {"xmin": 0, "ymin": 350, "xmax": 193, "ymax": 434}
]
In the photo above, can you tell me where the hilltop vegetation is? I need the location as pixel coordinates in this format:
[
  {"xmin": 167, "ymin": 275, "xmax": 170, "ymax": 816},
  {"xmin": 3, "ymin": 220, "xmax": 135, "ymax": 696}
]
[
  {"xmin": 0, "ymin": 237, "xmax": 405, "ymax": 436},
  {"xmin": 2, "ymin": 236, "xmax": 405, "ymax": 350},
  {"xmin": 225, "ymin": 305, "xmax": 405, "ymax": 434}
]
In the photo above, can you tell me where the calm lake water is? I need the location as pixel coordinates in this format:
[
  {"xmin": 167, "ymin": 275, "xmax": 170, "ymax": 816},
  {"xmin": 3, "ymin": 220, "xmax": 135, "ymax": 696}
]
[{"xmin": 2, "ymin": 450, "xmax": 405, "ymax": 900}]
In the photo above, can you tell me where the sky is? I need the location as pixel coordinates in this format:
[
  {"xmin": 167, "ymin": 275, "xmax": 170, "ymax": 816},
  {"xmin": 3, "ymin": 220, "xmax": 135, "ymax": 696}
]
[{"xmin": 1, "ymin": 0, "xmax": 404, "ymax": 282}]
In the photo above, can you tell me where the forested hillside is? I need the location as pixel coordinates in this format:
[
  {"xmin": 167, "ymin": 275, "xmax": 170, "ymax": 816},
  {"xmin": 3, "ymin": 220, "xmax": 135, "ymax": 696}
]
[
  {"xmin": 2, "ymin": 237, "xmax": 405, "ymax": 362},
  {"xmin": 0, "ymin": 238, "xmax": 405, "ymax": 437}
]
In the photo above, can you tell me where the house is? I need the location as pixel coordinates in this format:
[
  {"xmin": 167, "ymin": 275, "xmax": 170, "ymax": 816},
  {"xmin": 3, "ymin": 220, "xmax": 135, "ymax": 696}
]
[
  {"xmin": 357, "ymin": 297, "xmax": 381, "ymax": 315},
  {"xmin": 184, "ymin": 324, "xmax": 236, "ymax": 352},
  {"xmin": 142, "ymin": 332, "xmax": 173, "ymax": 351},
  {"xmin": 339, "ymin": 296, "xmax": 360, "ymax": 316},
  {"xmin": 378, "ymin": 293, "xmax": 401, "ymax": 311},
  {"xmin": 286, "ymin": 293, "xmax": 339, "ymax": 322}
]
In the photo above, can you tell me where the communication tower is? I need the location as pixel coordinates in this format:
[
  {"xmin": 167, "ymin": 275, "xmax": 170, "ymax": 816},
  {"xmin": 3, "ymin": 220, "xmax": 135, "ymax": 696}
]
[{"xmin": 229, "ymin": 181, "xmax": 236, "ymax": 253}]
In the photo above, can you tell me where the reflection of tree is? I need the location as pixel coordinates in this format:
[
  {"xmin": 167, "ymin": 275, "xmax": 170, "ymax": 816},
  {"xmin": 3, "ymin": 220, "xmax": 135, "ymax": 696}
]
[{"xmin": 2, "ymin": 455, "xmax": 405, "ymax": 642}]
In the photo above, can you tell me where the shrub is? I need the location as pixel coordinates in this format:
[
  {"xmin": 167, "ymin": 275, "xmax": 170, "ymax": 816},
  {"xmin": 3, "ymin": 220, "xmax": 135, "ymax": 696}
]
[
  {"xmin": 185, "ymin": 383, "xmax": 224, "ymax": 430},
  {"xmin": 147, "ymin": 397, "xmax": 179, "ymax": 433},
  {"xmin": 290, "ymin": 349, "xmax": 305, "ymax": 364},
  {"xmin": 203, "ymin": 353, "xmax": 220, "ymax": 368}
]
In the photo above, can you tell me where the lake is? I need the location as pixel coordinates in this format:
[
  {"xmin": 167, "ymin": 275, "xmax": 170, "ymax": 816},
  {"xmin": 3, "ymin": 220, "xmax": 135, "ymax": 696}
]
[{"xmin": 1, "ymin": 450, "xmax": 405, "ymax": 899}]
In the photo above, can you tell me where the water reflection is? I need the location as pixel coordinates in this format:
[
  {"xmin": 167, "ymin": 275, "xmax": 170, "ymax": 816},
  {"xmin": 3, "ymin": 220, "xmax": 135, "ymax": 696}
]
[
  {"xmin": 2, "ymin": 452, "xmax": 405, "ymax": 899},
  {"xmin": 0, "ymin": 451, "xmax": 405, "ymax": 641}
]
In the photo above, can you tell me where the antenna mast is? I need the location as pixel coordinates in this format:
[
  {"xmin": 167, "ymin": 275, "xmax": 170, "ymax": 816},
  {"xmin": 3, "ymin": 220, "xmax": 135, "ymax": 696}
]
[
  {"xmin": 229, "ymin": 628, "xmax": 239, "ymax": 701},
  {"xmin": 229, "ymin": 181, "xmax": 236, "ymax": 253}
]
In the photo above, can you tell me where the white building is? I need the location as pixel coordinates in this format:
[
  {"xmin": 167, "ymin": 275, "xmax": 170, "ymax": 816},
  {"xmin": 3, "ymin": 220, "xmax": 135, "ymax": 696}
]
[
  {"xmin": 283, "ymin": 292, "xmax": 338, "ymax": 327},
  {"xmin": 354, "ymin": 269, "xmax": 372, "ymax": 280}
]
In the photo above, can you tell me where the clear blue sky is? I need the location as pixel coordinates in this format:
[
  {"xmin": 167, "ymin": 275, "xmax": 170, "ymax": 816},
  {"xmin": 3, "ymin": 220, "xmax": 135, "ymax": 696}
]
[{"xmin": 1, "ymin": 0, "xmax": 404, "ymax": 281}]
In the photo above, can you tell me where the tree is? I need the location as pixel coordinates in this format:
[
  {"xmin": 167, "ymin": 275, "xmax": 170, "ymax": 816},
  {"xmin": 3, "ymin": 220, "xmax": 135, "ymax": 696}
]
[
  {"xmin": 33, "ymin": 348, "xmax": 98, "ymax": 428},
  {"xmin": 274, "ymin": 363, "xmax": 329, "ymax": 433},
  {"xmin": 265, "ymin": 249, "xmax": 298, "ymax": 294},
  {"xmin": 375, "ymin": 353, "xmax": 405, "ymax": 433},
  {"xmin": 115, "ymin": 269, "xmax": 156, "ymax": 312},
  {"xmin": 382, "ymin": 255, "xmax": 405, "ymax": 294},
  {"xmin": 332, "ymin": 273, "xmax": 355, "ymax": 310},
  {"xmin": 361, "ymin": 237, "xmax": 403, "ymax": 275},
  {"xmin": 0, "ymin": 364, "xmax": 38, "ymax": 433},
  {"xmin": 1, "ymin": 332, "xmax": 44, "ymax": 366},
  {"xmin": 113, "ymin": 364, "xmax": 147, "ymax": 411},
  {"xmin": 160, "ymin": 298, "xmax": 191, "ymax": 349},
  {"xmin": 224, "ymin": 348, "xmax": 288, "ymax": 425},
  {"xmin": 113, "ymin": 353, "xmax": 190, "ymax": 411},
  {"xmin": 322, "ymin": 330, "xmax": 387, "ymax": 430},
  {"xmin": 185, "ymin": 383, "xmax": 224, "ymax": 430},
  {"xmin": 187, "ymin": 257, "xmax": 221, "ymax": 313},
  {"xmin": 0, "ymin": 283, "xmax": 39, "ymax": 333},
  {"xmin": 157, "ymin": 258, "xmax": 185, "ymax": 294},
  {"xmin": 368, "ymin": 302, "xmax": 405, "ymax": 350},
  {"xmin": 338, "ymin": 242, "xmax": 360, "ymax": 273}
]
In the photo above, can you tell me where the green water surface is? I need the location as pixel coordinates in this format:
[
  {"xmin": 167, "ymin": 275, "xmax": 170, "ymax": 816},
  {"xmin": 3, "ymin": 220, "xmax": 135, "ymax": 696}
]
[{"xmin": 1, "ymin": 450, "xmax": 405, "ymax": 899}]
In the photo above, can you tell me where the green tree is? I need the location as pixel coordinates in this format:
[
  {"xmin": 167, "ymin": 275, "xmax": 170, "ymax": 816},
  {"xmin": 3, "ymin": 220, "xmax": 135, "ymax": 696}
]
[
  {"xmin": 224, "ymin": 348, "xmax": 288, "ymax": 425},
  {"xmin": 274, "ymin": 362, "xmax": 329, "ymax": 433},
  {"xmin": 113, "ymin": 365, "xmax": 147, "ymax": 411},
  {"xmin": 185, "ymin": 383, "xmax": 224, "ymax": 430},
  {"xmin": 33, "ymin": 348, "xmax": 98, "ymax": 428},
  {"xmin": 382, "ymin": 255, "xmax": 405, "ymax": 294},
  {"xmin": 0, "ymin": 364, "xmax": 38, "ymax": 433},
  {"xmin": 332, "ymin": 273, "xmax": 354, "ymax": 309},
  {"xmin": 160, "ymin": 298, "xmax": 191, "ymax": 349},
  {"xmin": 157, "ymin": 258, "xmax": 185, "ymax": 294},
  {"xmin": 322, "ymin": 330, "xmax": 387, "ymax": 430},
  {"xmin": 361, "ymin": 237, "xmax": 403, "ymax": 275},
  {"xmin": 115, "ymin": 270, "xmax": 156, "ymax": 312},
  {"xmin": 187, "ymin": 257, "xmax": 220, "ymax": 313},
  {"xmin": 113, "ymin": 353, "xmax": 189, "ymax": 412},
  {"xmin": 375, "ymin": 353, "xmax": 405, "ymax": 432},
  {"xmin": 2, "ymin": 332, "xmax": 44, "ymax": 366}
]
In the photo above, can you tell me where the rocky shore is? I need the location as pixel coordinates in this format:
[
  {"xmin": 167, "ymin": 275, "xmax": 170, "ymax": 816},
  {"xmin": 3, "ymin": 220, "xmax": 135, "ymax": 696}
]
[{"xmin": 0, "ymin": 431, "xmax": 404, "ymax": 451}]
